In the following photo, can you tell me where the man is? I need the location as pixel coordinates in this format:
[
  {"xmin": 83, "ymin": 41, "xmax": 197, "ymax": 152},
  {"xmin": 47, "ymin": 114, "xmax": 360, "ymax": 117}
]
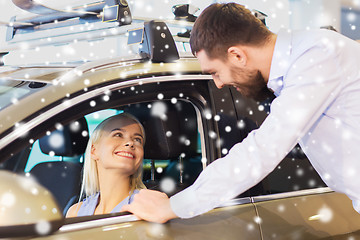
[{"xmin": 122, "ymin": 3, "xmax": 360, "ymax": 223}]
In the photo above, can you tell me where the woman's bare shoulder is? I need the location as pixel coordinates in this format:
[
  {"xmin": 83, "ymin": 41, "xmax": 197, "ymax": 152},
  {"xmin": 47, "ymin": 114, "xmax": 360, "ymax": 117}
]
[{"xmin": 65, "ymin": 201, "xmax": 83, "ymax": 218}]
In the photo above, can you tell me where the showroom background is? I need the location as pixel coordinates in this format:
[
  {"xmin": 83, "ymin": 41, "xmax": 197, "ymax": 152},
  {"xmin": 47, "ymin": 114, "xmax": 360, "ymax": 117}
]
[{"xmin": 0, "ymin": 0, "xmax": 359, "ymax": 65}]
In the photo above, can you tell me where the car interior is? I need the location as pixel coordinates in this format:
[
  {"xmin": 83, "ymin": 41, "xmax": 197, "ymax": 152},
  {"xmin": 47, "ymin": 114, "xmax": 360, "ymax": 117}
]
[
  {"xmin": 18, "ymin": 99, "xmax": 203, "ymax": 216},
  {"xmin": 29, "ymin": 118, "xmax": 89, "ymax": 213}
]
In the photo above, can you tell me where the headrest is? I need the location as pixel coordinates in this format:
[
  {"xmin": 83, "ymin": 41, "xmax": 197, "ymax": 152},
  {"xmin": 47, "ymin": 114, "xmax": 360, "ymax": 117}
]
[
  {"xmin": 39, "ymin": 117, "xmax": 89, "ymax": 157},
  {"xmin": 124, "ymin": 100, "xmax": 199, "ymax": 160}
]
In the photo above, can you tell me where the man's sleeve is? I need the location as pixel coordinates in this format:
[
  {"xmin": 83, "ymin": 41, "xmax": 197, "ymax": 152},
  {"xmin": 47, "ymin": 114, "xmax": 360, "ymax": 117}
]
[{"xmin": 170, "ymin": 44, "xmax": 343, "ymax": 218}]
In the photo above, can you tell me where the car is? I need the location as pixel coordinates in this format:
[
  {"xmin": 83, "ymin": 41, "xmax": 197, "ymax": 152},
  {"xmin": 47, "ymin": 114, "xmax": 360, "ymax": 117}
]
[{"xmin": 1, "ymin": 1, "xmax": 360, "ymax": 239}]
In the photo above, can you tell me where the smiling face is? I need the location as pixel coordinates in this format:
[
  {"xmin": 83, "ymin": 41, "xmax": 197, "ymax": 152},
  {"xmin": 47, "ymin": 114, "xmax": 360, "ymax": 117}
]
[
  {"xmin": 197, "ymin": 49, "xmax": 271, "ymax": 101},
  {"xmin": 91, "ymin": 117, "xmax": 145, "ymax": 176}
]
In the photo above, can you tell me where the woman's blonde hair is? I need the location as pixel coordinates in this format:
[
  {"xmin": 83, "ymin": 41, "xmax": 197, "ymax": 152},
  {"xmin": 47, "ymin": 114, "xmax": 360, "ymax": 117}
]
[{"xmin": 80, "ymin": 113, "xmax": 146, "ymax": 199}]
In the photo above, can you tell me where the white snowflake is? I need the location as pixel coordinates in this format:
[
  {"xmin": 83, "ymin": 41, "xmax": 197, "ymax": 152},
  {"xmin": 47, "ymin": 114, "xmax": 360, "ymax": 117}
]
[
  {"xmin": 48, "ymin": 133, "xmax": 64, "ymax": 149},
  {"xmin": 204, "ymin": 109, "xmax": 212, "ymax": 120},
  {"xmin": 62, "ymin": 45, "xmax": 75, "ymax": 55},
  {"xmin": 208, "ymin": 131, "xmax": 217, "ymax": 139},
  {"xmin": 347, "ymin": 12, "xmax": 357, "ymax": 22},
  {"xmin": 308, "ymin": 179, "xmax": 316, "ymax": 187},
  {"xmin": 145, "ymin": 223, "xmax": 166, "ymax": 238},
  {"xmin": 159, "ymin": 178, "xmax": 176, "ymax": 194},
  {"xmin": 151, "ymin": 102, "xmax": 167, "ymax": 120},
  {"xmin": 25, "ymin": 208, "xmax": 31, "ymax": 214},
  {"xmin": 103, "ymin": 95, "xmax": 110, "ymax": 102},
  {"xmin": 247, "ymin": 223, "xmax": 255, "ymax": 231},
  {"xmin": 90, "ymin": 100, "xmax": 96, "ymax": 107},
  {"xmin": 70, "ymin": 121, "xmax": 81, "ymax": 132},
  {"xmin": 55, "ymin": 123, "xmax": 63, "ymax": 130},
  {"xmin": 222, "ymin": 148, "xmax": 228, "ymax": 155},
  {"xmin": 35, "ymin": 220, "xmax": 51, "ymax": 236},
  {"xmin": 276, "ymin": 1, "xmax": 284, "ymax": 9},
  {"xmin": 225, "ymin": 126, "xmax": 231, "ymax": 132},
  {"xmin": 171, "ymin": 98, "xmax": 177, "ymax": 104},
  {"xmin": 157, "ymin": 93, "xmax": 164, "ymax": 100},
  {"xmin": 253, "ymin": 216, "xmax": 262, "ymax": 224},
  {"xmin": 237, "ymin": 120, "xmax": 246, "ymax": 129},
  {"xmin": 277, "ymin": 204, "xmax": 285, "ymax": 212},
  {"xmin": 31, "ymin": 187, "xmax": 39, "ymax": 195},
  {"xmin": 296, "ymin": 168, "xmax": 304, "ymax": 177},
  {"xmin": 0, "ymin": 192, "xmax": 16, "ymax": 207},
  {"xmin": 311, "ymin": 205, "xmax": 333, "ymax": 223}
]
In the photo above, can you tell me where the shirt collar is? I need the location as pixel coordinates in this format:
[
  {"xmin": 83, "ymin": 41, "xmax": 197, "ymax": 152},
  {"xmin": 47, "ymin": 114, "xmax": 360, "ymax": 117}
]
[{"xmin": 268, "ymin": 28, "xmax": 292, "ymax": 96}]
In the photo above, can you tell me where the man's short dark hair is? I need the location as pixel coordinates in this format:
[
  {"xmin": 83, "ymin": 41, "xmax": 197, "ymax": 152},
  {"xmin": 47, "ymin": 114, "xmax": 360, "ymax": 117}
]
[{"xmin": 190, "ymin": 3, "xmax": 273, "ymax": 59}]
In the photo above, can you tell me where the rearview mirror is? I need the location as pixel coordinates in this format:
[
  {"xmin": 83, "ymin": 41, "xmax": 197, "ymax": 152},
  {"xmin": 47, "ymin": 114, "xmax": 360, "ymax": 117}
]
[{"xmin": 0, "ymin": 170, "xmax": 63, "ymax": 238}]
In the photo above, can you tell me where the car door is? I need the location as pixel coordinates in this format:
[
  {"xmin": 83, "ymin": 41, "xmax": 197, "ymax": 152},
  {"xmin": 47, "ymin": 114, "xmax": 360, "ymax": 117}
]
[
  {"xmin": 254, "ymin": 190, "xmax": 360, "ymax": 239},
  {"xmin": 0, "ymin": 73, "xmax": 264, "ymax": 239},
  {"xmin": 229, "ymin": 87, "xmax": 360, "ymax": 238}
]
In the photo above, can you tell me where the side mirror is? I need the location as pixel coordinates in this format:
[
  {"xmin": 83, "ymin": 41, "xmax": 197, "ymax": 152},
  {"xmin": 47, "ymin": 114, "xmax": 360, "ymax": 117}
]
[{"xmin": 0, "ymin": 170, "xmax": 63, "ymax": 238}]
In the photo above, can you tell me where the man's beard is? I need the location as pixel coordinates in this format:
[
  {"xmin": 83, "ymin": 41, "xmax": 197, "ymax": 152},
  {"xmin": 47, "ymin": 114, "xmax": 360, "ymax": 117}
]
[{"xmin": 230, "ymin": 66, "xmax": 274, "ymax": 102}]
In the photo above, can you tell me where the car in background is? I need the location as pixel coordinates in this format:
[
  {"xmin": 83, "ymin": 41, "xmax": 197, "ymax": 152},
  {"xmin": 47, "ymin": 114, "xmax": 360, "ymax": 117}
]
[{"xmin": 1, "ymin": 0, "xmax": 360, "ymax": 239}]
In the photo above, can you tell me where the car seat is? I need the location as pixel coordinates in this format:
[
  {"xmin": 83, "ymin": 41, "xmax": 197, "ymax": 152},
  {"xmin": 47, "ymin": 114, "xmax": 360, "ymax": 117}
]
[
  {"xmin": 124, "ymin": 100, "xmax": 202, "ymax": 195},
  {"xmin": 29, "ymin": 117, "xmax": 89, "ymax": 214}
]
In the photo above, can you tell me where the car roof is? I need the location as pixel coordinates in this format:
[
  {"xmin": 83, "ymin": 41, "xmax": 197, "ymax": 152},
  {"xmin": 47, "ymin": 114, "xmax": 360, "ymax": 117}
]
[
  {"xmin": 0, "ymin": 55, "xmax": 203, "ymax": 141},
  {"xmin": 0, "ymin": 1, "xmax": 207, "ymax": 149}
]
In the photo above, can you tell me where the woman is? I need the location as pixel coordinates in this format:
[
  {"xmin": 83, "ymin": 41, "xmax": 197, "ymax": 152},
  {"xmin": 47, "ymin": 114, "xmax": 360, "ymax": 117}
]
[{"xmin": 66, "ymin": 113, "xmax": 146, "ymax": 217}]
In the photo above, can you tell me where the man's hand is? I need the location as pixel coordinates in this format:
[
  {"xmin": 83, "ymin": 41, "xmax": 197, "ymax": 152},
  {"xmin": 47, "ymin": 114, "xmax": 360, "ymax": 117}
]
[{"xmin": 121, "ymin": 189, "xmax": 178, "ymax": 223}]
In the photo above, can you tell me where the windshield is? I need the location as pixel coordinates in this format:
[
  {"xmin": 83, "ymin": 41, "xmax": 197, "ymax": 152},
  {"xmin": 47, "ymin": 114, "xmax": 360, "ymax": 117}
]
[{"xmin": 0, "ymin": 78, "xmax": 48, "ymax": 110}]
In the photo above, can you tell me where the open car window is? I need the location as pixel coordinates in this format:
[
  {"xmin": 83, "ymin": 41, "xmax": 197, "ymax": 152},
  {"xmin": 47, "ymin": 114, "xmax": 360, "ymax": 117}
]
[
  {"xmin": 0, "ymin": 80, "xmax": 209, "ymax": 219},
  {"xmin": 229, "ymin": 87, "xmax": 328, "ymax": 196}
]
